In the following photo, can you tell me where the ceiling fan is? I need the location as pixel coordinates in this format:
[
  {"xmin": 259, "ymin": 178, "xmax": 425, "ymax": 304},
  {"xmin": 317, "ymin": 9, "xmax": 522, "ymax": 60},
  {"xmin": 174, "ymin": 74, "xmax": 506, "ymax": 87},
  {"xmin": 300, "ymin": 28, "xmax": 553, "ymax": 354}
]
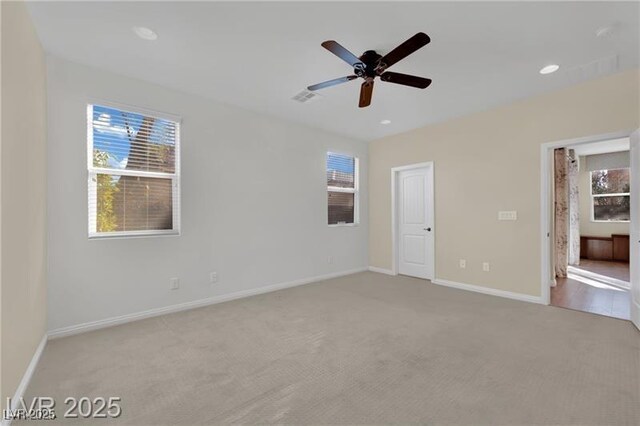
[{"xmin": 307, "ymin": 32, "xmax": 432, "ymax": 108}]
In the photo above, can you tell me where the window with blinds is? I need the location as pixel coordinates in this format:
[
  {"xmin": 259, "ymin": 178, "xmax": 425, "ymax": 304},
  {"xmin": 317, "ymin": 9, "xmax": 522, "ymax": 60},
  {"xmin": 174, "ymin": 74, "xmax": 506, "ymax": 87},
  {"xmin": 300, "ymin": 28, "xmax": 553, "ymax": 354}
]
[
  {"xmin": 327, "ymin": 152, "xmax": 358, "ymax": 225},
  {"xmin": 591, "ymin": 168, "xmax": 630, "ymax": 222},
  {"xmin": 87, "ymin": 104, "xmax": 180, "ymax": 238}
]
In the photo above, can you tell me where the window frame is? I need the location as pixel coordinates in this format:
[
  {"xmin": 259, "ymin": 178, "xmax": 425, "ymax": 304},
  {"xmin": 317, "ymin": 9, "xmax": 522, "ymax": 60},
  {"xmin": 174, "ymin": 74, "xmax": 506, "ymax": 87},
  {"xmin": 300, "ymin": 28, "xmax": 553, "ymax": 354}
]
[
  {"xmin": 590, "ymin": 167, "xmax": 630, "ymax": 223},
  {"xmin": 87, "ymin": 102, "xmax": 182, "ymax": 239},
  {"xmin": 326, "ymin": 152, "xmax": 359, "ymax": 227}
]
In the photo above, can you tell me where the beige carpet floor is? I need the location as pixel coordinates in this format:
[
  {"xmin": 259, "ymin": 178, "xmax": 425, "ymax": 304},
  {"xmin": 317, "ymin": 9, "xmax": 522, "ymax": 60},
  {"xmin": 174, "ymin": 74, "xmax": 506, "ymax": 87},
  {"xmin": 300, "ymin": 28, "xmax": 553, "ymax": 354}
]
[{"xmin": 23, "ymin": 272, "xmax": 640, "ymax": 425}]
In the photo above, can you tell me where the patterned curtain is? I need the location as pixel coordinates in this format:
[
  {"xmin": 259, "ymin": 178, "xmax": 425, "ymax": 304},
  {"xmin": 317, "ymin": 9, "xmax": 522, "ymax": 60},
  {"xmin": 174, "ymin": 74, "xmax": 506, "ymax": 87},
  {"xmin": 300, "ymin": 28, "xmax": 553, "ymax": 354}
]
[
  {"xmin": 554, "ymin": 148, "xmax": 568, "ymax": 278},
  {"xmin": 568, "ymin": 149, "xmax": 580, "ymax": 265}
]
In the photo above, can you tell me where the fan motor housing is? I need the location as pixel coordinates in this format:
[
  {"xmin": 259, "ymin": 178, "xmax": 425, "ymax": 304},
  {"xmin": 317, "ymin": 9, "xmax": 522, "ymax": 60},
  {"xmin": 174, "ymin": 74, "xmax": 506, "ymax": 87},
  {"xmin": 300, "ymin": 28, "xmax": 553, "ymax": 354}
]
[{"xmin": 357, "ymin": 50, "xmax": 382, "ymax": 77}]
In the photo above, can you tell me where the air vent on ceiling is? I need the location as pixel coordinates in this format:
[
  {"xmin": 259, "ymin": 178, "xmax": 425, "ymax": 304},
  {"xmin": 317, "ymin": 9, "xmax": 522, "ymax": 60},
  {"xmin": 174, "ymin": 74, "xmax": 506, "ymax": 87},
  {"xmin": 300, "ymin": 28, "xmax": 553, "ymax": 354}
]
[
  {"xmin": 292, "ymin": 89, "xmax": 321, "ymax": 103},
  {"xmin": 562, "ymin": 55, "xmax": 619, "ymax": 85}
]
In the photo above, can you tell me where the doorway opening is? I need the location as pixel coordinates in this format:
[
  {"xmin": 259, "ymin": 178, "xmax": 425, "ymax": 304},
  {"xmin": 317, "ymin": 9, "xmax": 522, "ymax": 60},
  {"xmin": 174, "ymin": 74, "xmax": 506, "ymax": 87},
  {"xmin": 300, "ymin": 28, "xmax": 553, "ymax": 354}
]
[
  {"xmin": 391, "ymin": 162, "xmax": 435, "ymax": 280},
  {"xmin": 542, "ymin": 133, "xmax": 636, "ymax": 321}
]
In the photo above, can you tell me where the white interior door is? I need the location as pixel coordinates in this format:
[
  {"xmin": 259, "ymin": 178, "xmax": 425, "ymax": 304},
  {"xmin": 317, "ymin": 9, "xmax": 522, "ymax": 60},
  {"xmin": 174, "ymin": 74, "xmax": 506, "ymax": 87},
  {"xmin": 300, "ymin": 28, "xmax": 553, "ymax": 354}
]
[
  {"xmin": 629, "ymin": 129, "xmax": 640, "ymax": 330},
  {"xmin": 397, "ymin": 166, "xmax": 434, "ymax": 279}
]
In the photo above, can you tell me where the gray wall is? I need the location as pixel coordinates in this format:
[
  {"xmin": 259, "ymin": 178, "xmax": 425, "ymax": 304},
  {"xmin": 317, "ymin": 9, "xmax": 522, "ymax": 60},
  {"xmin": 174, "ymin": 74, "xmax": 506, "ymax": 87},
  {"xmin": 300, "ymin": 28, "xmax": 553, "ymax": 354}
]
[{"xmin": 46, "ymin": 56, "xmax": 368, "ymax": 332}]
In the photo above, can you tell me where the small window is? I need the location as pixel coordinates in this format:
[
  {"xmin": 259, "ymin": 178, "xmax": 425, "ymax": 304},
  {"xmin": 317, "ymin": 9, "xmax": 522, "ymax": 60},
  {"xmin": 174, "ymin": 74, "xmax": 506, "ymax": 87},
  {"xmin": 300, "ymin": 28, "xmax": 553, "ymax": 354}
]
[
  {"xmin": 327, "ymin": 152, "xmax": 358, "ymax": 225},
  {"xmin": 87, "ymin": 104, "xmax": 180, "ymax": 238},
  {"xmin": 591, "ymin": 168, "xmax": 630, "ymax": 222}
]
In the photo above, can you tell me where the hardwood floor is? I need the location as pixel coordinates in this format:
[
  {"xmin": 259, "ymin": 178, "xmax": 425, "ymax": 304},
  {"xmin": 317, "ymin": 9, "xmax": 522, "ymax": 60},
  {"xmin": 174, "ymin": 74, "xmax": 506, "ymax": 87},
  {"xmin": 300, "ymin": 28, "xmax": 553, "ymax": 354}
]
[
  {"xmin": 551, "ymin": 260, "xmax": 630, "ymax": 320},
  {"xmin": 572, "ymin": 259, "xmax": 630, "ymax": 282}
]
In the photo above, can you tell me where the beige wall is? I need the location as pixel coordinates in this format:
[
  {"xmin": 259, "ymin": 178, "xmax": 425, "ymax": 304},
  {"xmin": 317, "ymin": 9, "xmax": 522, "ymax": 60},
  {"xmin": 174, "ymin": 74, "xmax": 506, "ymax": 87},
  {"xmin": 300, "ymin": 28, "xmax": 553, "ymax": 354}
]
[
  {"xmin": 1, "ymin": 0, "xmax": 47, "ymax": 409},
  {"xmin": 578, "ymin": 156, "xmax": 630, "ymax": 238},
  {"xmin": 369, "ymin": 69, "xmax": 640, "ymax": 297}
]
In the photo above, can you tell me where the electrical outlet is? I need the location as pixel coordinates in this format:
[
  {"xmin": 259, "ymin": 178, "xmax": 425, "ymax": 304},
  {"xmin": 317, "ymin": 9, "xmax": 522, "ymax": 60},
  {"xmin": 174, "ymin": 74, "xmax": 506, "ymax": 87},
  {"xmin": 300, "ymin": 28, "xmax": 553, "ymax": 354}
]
[
  {"xmin": 459, "ymin": 259, "xmax": 466, "ymax": 269},
  {"xmin": 210, "ymin": 272, "xmax": 218, "ymax": 283},
  {"xmin": 482, "ymin": 262, "xmax": 490, "ymax": 272},
  {"xmin": 170, "ymin": 278, "xmax": 180, "ymax": 290},
  {"xmin": 327, "ymin": 256, "xmax": 333, "ymax": 264}
]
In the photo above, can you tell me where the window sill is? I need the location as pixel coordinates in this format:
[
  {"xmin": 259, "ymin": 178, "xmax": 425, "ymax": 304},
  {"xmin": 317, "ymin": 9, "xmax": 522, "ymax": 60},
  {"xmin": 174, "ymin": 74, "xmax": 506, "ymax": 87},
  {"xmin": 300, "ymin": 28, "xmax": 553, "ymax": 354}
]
[
  {"xmin": 328, "ymin": 223, "xmax": 359, "ymax": 228},
  {"xmin": 89, "ymin": 230, "xmax": 180, "ymax": 240},
  {"xmin": 590, "ymin": 220, "xmax": 630, "ymax": 224}
]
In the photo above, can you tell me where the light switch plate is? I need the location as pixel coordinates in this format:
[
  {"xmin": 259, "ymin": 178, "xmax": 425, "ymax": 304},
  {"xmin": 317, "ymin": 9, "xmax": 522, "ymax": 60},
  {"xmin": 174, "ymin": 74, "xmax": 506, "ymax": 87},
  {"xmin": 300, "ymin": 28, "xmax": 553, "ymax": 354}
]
[{"xmin": 498, "ymin": 211, "xmax": 517, "ymax": 221}]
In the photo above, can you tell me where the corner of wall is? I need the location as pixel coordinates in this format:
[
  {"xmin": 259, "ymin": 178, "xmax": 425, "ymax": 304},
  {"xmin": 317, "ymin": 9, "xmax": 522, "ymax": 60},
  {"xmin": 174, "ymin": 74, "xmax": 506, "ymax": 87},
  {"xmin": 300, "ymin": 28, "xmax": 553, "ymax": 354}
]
[{"xmin": 0, "ymin": 0, "xmax": 48, "ymax": 413}]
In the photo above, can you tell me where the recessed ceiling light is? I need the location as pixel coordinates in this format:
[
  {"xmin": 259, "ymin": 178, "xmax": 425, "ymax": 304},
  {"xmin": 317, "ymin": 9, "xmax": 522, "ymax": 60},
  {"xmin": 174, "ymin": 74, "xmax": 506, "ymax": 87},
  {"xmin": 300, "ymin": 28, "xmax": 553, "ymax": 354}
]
[
  {"xmin": 380, "ymin": 119, "xmax": 391, "ymax": 125},
  {"xmin": 539, "ymin": 64, "xmax": 559, "ymax": 75},
  {"xmin": 133, "ymin": 26, "xmax": 158, "ymax": 41}
]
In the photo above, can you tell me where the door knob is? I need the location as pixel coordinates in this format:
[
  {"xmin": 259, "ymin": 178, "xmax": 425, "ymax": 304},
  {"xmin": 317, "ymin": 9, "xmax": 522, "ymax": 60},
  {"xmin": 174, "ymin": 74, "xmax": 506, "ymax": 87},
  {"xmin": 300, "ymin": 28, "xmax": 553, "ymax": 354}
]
[{"xmin": 424, "ymin": 227, "xmax": 431, "ymax": 232}]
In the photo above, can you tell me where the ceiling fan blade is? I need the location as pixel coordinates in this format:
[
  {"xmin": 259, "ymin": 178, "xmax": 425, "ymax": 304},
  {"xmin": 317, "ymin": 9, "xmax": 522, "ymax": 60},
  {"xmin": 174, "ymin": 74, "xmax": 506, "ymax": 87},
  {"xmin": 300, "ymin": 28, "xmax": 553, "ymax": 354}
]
[
  {"xmin": 378, "ymin": 32, "xmax": 430, "ymax": 71},
  {"xmin": 307, "ymin": 75, "xmax": 357, "ymax": 91},
  {"xmin": 380, "ymin": 72, "xmax": 432, "ymax": 89},
  {"xmin": 359, "ymin": 80, "xmax": 374, "ymax": 108},
  {"xmin": 321, "ymin": 40, "xmax": 362, "ymax": 67}
]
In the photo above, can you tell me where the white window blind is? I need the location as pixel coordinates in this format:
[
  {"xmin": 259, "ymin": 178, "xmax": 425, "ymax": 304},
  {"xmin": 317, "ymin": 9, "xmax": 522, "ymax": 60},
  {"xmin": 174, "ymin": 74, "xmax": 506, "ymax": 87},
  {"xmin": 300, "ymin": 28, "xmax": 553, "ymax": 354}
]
[
  {"xmin": 87, "ymin": 104, "xmax": 180, "ymax": 238},
  {"xmin": 327, "ymin": 152, "xmax": 358, "ymax": 225}
]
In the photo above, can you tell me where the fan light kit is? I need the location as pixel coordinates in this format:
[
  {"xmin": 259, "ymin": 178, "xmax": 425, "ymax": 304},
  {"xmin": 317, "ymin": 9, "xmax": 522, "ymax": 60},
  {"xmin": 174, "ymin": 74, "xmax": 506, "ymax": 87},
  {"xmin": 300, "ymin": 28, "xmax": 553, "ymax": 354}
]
[
  {"xmin": 133, "ymin": 26, "xmax": 158, "ymax": 41},
  {"xmin": 539, "ymin": 64, "xmax": 560, "ymax": 75},
  {"xmin": 307, "ymin": 32, "xmax": 432, "ymax": 108}
]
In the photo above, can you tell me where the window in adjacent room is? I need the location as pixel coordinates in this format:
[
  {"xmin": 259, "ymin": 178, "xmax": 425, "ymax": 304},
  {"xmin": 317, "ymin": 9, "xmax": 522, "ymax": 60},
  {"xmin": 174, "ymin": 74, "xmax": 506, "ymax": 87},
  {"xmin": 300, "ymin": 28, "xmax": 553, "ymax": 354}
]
[
  {"xmin": 327, "ymin": 152, "xmax": 359, "ymax": 225},
  {"xmin": 87, "ymin": 104, "xmax": 180, "ymax": 238},
  {"xmin": 591, "ymin": 167, "xmax": 630, "ymax": 222}
]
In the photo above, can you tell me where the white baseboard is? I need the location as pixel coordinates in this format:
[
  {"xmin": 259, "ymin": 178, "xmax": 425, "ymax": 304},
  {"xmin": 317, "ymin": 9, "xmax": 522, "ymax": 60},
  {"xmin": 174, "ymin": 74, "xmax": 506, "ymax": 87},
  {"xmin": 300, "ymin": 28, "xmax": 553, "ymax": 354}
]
[
  {"xmin": 48, "ymin": 267, "xmax": 368, "ymax": 339},
  {"xmin": 2, "ymin": 334, "xmax": 48, "ymax": 426},
  {"xmin": 433, "ymin": 278, "xmax": 543, "ymax": 304},
  {"xmin": 368, "ymin": 266, "xmax": 395, "ymax": 275}
]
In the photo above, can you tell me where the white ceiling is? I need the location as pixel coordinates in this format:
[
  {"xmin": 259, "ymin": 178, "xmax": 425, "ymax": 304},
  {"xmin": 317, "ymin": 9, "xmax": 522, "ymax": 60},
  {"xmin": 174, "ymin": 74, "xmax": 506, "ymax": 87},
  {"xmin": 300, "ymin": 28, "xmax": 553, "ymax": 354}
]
[{"xmin": 27, "ymin": 1, "xmax": 640, "ymax": 141}]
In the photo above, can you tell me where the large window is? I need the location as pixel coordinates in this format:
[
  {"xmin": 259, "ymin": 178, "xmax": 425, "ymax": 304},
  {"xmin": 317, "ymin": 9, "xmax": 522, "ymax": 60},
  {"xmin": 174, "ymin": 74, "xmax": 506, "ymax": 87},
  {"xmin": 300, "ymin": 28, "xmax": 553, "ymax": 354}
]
[
  {"xmin": 591, "ymin": 168, "xmax": 630, "ymax": 222},
  {"xmin": 87, "ymin": 104, "xmax": 180, "ymax": 238},
  {"xmin": 327, "ymin": 152, "xmax": 358, "ymax": 225}
]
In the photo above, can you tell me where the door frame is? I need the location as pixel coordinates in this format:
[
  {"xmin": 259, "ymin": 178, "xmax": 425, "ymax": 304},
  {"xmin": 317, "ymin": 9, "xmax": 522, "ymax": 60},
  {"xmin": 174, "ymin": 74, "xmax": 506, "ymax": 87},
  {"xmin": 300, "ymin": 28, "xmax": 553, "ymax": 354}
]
[
  {"xmin": 540, "ymin": 130, "xmax": 635, "ymax": 306},
  {"xmin": 391, "ymin": 162, "xmax": 435, "ymax": 278}
]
